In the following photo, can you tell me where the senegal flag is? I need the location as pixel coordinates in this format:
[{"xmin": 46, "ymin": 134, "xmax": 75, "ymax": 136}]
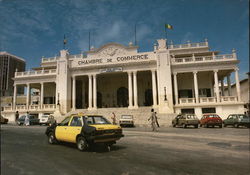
[{"xmin": 165, "ymin": 24, "xmax": 173, "ymax": 29}]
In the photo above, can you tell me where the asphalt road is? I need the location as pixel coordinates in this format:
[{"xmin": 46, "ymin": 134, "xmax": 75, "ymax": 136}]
[{"xmin": 1, "ymin": 125, "xmax": 250, "ymax": 175}]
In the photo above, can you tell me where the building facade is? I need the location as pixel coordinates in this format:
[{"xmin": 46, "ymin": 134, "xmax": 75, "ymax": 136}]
[
  {"xmin": 2, "ymin": 39, "xmax": 245, "ymax": 124},
  {"xmin": 0, "ymin": 52, "xmax": 26, "ymax": 96}
]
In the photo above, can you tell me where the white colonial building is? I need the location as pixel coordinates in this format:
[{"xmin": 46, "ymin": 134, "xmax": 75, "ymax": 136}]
[{"xmin": 2, "ymin": 39, "xmax": 245, "ymax": 125}]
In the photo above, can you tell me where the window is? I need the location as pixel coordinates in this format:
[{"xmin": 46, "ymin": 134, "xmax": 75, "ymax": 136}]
[
  {"xmin": 179, "ymin": 89, "xmax": 193, "ymax": 98},
  {"xmin": 70, "ymin": 117, "xmax": 82, "ymax": 126},
  {"xmin": 181, "ymin": 108, "xmax": 195, "ymax": 114},
  {"xmin": 85, "ymin": 116, "xmax": 111, "ymax": 125},
  {"xmin": 199, "ymin": 89, "xmax": 211, "ymax": 97},
  {"xmin": 59, "ymin": 117, "xmax": 71, "ymax": 126},
  {"xmin": 202, "ymin": 108, "xmax": 216, "ymax": 114}
]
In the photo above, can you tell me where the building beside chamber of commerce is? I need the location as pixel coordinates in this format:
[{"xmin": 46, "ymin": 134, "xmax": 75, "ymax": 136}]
[
  {"xmin": 0, "ymin": 52, "xmax": 26, "ymax": 110},
  {"xmin": 1, "ymin": 38, "xmax": 245, "ymax": 125}
]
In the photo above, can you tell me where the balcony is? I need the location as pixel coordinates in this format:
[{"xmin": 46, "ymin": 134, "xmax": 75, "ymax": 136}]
[
  {"xmin": 169, "ymin": 42, "xmax": 208, "ymax": 50},
  {"xmin": 15, "ymin": 69, "xmax": 57, "ymax": 78},
  {"xmin": 221, "ymin": 96, "xmax": 238, "ymax": 103},
  {"xmin": 179, "ymin": 98, "xmax": 196, "ymax": 104},
  {"xmin": 42, "ymin": 57, "xmax": 58, "ymax": 63},
  {"xmin": 200, "ymin": 97, "xmax": 216, "ymax": 103},
  {"xmin": 171, "ymin": 54, "xmax": 235, "ymax": 64}
]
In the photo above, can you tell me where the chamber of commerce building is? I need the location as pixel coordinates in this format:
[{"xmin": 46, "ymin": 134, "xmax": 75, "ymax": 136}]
[{"xmin": 2, "ymin": 39, "xmax": 245, "ymax": 125}]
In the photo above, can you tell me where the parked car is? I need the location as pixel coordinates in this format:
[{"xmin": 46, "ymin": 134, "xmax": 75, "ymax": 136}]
[
  {"xmin": 172, "ymin": 114, "xmax": 199, "ymax": 128},
  {"xmin": 119, "ymin": 115, "xmax": 134, "ymax": 127},
  {"xmin": 0, "ymin": 115, "xmax": 8, "ymax": 124},
  {"xmin": 17, "ymin": 115, "xmax": 40, "ymax": 125},
  {"xmin": 45, "ymin": 114, "xmax": 124, "ymax": 151},
  {"xmin": 200, "ymin": 113, "xmax": 222, "ymax": 128},
  {"xmin": 40, "ymin": 115, "xmax": 56, "ymax": 126},
  {"xmin": 223, "ymin": 114, "xmax": 250, "ymax": 128}
]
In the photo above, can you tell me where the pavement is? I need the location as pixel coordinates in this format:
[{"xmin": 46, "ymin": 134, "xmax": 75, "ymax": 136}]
[{"xmin": 1, "ymin": 124, "xmax": 250, "ymax": 175}]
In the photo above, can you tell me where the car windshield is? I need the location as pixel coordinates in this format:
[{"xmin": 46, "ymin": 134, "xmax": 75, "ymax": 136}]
[
  {"xmin": 205, "ymin": 114, "xmax": 219, "ymax": 118},
  {"xmin": 85, "ymin": 116, "xmax": 111, "ymax": 125},
  {"xmin": 238, "ymin": 115, "xmax": 248, "ymax": 119},
  {"xmin": 121, "ymin": 115, "xmax": 132, "ymax": 119},
  {"xmin": 59, "ymin": 117, "xmax": 71, "ymax": 126},
  {"xmin": 186, "ymin": 115, "xmax": 197, "ymax": 119}
]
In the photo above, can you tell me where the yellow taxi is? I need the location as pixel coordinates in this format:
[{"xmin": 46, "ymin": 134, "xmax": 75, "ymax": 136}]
[{"xmin": 45, "ymin": 114, "xmax": 124, "ymax": 151}]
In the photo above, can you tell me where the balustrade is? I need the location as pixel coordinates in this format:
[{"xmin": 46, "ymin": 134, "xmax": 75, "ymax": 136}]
[{"xmin": 179, "ymin": 98, "xmax": 195, "ymax": 104}]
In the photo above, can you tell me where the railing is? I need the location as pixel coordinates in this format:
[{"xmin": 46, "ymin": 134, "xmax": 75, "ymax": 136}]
[
  {"xmin": 43, "ymin": 104, "xmax": 56, "ymax": 109},
  {"xmin": 29, "ymin": 105, "xmax": 40, "ymax": 110},
  {"xmin": 169, "ymin": 42, "xmax": 208, "ymax": 49},
  {"xmin": 15, "ymin": 69, "xmax": 56, "ymax": 77},
  {"xmin": 16, "ymin": 105, "xmax": 27, "ymax": 110},
  {"xmin": 3, "ymin": 106, "xmax": 12, "ymax": 111},
  {"xmin": 179, "ymin": 98, "xmax": 195, "ymax": 104},
  {"xmin": 172, "ymin": 54, "xmax": 235, "ymax": 64},
  {"xmin": 221, "ymin": 96, "xmax": 237, "ymax": 102},
  {"xmin": 42, "ymin": 57, "xmax": 58, "ymax": 63},
  {"xmin": 200, "ymin": 97, "xmax": 216, "ymax": 103}
]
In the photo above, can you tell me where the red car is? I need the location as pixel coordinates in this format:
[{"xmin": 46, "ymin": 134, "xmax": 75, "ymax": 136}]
[{"xmin": 200, "ymin": 114, "xmax": 222, "ymax": 128}]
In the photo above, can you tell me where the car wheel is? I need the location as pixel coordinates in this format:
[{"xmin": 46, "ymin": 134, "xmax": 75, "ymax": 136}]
[
  {"xmin": 219, "ymin": 124, "xmax": 222, "ymax": 128},
  {"xmin": 77, "ymin": 137, "xmax": 88, "ymax": 151},
  {"xmin": 195, "ymin": 124, "xmax": 198, "ymax": 128},
  {"xmin": 223, "ymin": 123, "xmax": 227, "ymax": 127},
  {"xmin": 234, "ymin": 124, "xmax": 239, "ymax": 128},
  {"xmin": 205, "ymin": 124, "xmax": 208, "ymax": 128},
  {"xmin": 200, "ymin": 124, "xmax": 202, "ymax": 127},
  {"xmin": 172, "ymin": 124, "xmax": 176, "ymax": 127},
  {"xmin": 48, "ymin": 132, "xmax": 57, "ymax": 144}
]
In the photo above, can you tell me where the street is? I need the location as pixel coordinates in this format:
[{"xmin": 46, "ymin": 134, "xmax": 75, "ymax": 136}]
[{"xmin": 1, "ymin": 125, "xmax": 250, "ymax": 175}]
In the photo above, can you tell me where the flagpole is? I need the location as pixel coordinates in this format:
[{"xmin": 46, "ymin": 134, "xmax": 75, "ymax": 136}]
[
  {"xmin": 165, "ymin": 25, "xmax": 168, "ymax": 49},
  {"xmin": 63, "ymin": 34, "xmax": 66, "ymax": 50},
  {"xmin": 135, "ymin": 23, "xmax": 137, "ymax": 45},
  {"xmin": 88, "ymin": 31, "xmax": 91, "ymax": 51}
]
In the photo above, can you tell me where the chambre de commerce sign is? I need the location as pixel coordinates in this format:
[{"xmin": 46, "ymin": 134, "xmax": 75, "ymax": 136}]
[{"xmin": 77, "ymin": 54, "xmax": 151, "ymax": 66}]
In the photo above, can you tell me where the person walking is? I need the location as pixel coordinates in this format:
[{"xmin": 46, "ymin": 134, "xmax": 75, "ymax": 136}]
[
  {"xmin": 15, "ymin": 111, "xmax": 19, "ymax": 124},
  {"xmin": 111, "ymin": 112, "xmax": 117, "ymax": 125},
  {"xmin": 148, "ymin": 109, "xmax": 157, "ymax": 131},
  {"xmin": 155, "ymin": 112, "xmax": 160, "ymax": 128},
  {"xmin": 24, "ymin": 111, "xmax": 30, "ymax": 126}
]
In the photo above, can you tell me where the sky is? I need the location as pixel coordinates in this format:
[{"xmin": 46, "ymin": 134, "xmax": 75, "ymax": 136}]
[{"xmin": 0, "ymin": 0, "xmax": 249, "ymax": 80}]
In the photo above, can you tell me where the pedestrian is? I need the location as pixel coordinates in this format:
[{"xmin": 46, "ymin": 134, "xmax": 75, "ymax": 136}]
[
  {"xmin": 111, "ymin": 112, "xmax": 117, "ymax": 125},
  {"xmin": 24, "ymin": 111, "xmax": 30, "ymax": 126},
  {"xmin": 155, "ymin": 112, "xmax": 160, "ymax": 127},
  {"xmin": 15, "ymin": 111, "xmax": 19, "ymax": 124},
  {"xmin": 148, "ymin": 109, "xmax": 157, "ymax": 131}
]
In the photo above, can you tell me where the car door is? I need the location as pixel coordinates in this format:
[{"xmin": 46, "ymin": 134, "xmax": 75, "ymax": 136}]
[
  {"xmin": 66, "ymin": 116, "xmax": 83, "ymax": 143},
  {"xmin": 55, "ymin": 117, "xmax": 71, "ymax": 142},
  {"xmin": 226, "ymin": 115, "xmax": 233, "ymax": 125}
]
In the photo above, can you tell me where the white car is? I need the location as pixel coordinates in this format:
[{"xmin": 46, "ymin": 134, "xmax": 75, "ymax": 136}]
[
  {"xmin": 119, "ymin": 115, "xmax": 134, "ymax": 127},
  {"xmin": 40, "ymin": 115, "xmax": 56, "ymax": 125}
]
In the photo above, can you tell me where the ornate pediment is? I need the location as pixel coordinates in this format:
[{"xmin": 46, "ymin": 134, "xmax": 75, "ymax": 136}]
[{"xmin": 87, "ymin": 43, "xmax": 138, "ymax": 57}]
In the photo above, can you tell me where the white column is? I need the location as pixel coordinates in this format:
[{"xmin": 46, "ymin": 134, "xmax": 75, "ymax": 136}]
[
  {"xmin": 88, "ymin": 75, "xmax": 93, "ymax": 109},
  {"xmin": 26, "ymin": 83, "xmax": 30, "ymax": 109},
  {"xmin": 214, "ymin": 70, "xmax": 220, "ymax": 102},
  {"xmin": 93, "ymin": 74, "xmax": 97, "ymax": 109},
  {"xmin": 173, "ymin": 73, "xmax": 178, "ymax": 104},
  {"xmin": 133, "ymin": 71, "xmax": 138, "ymax": 108},
  {"xmin": 151, "ymin": 70, "xmax": 157, "ymax": 107},
  {"xmin": 128, "ymin": 72, "xmax": 133, "ymax": 108},
  {"xmin": 220, "ymin": 79, "xmax": 224, "ymax": 96},
  {"xmin": 193, "ymin": 71, "xmax": 199, "ymax": 103},
  {"xmin": 13, "ymin": 84, "xmax": 17, "ymax": 110},
  {"xmin": 40, "ymin": 82, "xmax": 44, "ymax": 109},
  {"xmin": 234, "ymin": 68, "xmax": 241, "ymax": 101},
  {"xmin": 72, "ymin": 76, "xmax": 76, "ymax": 110},
  {"xmin": 227, "ymin": 74, "xmax": 231, "ymax": 96}
]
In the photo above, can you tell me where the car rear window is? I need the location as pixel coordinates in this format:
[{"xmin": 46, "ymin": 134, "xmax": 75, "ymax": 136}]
[
  {"xmin": 85, "ymin": 116, "xmax": 111, "ymax": 125},
  {"xmin": 121, "ymin": 115, "xmax": 133, "ymax": 119}
]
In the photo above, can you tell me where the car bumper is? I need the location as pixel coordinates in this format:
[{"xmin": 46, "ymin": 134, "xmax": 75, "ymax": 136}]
[{"xmin": 88, "ymin": 134, "xmax": 124, "ymax": 143}]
